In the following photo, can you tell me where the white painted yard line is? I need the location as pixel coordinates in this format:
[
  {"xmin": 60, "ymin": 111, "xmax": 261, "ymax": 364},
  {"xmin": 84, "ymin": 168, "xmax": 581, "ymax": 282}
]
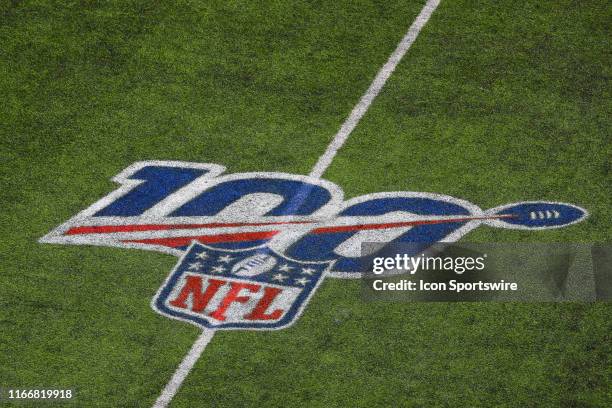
[
  {"xmin": 310, "ymin": 0, "xmax": 441, "ymax": 178},
  {"xmin": 152, "ymin": 1, "xmax": 440, "ymax": 406},
  {"xmin": 152, "ymin": 329, "xmax": 215, "ymax": 408}
]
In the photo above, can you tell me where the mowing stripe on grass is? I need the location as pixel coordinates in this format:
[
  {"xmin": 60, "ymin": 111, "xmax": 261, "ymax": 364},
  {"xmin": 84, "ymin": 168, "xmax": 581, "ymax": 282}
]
[{"xmin": 152, "ymin": 1, "xmax": 441, "ymax": 406}]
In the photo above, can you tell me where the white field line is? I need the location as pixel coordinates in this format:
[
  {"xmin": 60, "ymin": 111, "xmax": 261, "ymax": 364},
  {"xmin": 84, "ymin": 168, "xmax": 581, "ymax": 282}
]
[
  {"xmin": 152, "ymin": 1, "xmax": 441, "ymax": 406},
  {"xmin": 152, "ymin": 329, "xmax": 215, "ymax": 408},
  {"xmin": 309, "ymin": 0, "xmax": 441, "ymax": 178}
]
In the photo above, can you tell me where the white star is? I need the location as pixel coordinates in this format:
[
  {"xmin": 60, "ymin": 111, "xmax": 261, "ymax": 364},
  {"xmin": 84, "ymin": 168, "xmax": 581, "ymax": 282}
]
[
  {"xmin": 218, "ymin": 255, "xmax": 233, "ymax": 263},
  {"xmin": 301, "ymin": 267, "xmax": 316, "ymax": 275},
  {"xmin": 294, "ymin": 277, "xmax": 309, "ymax": 286},
  {"xmin": 188, "ymin": 262, "xmax": 202, "ymax": 271},
  {"xmin": 271, "ymin": 273, "xmax": 287, "ymax": 282},
  {"xmin": 196, "ymin": 251, "xmax": 209, "ymax": 260},
  {"xmin": 278, "ymin": 264, "xmax": 293, "ymax": 272},
  {"xmin": 211, "ymin": 265, "xmax": 226, "ymax": 274}
]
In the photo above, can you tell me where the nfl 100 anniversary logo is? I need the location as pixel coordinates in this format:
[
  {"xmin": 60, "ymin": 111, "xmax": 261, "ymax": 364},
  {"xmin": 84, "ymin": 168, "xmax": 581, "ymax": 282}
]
[{"xmin": 40, "ymin": 161, "xmax": 588, "ymax": 330}]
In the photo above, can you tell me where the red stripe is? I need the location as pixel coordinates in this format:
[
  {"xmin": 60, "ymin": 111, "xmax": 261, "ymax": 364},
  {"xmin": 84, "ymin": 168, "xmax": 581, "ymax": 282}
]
[
  {"xmin": 125, "ymin": 230, "xmax": 279, "ymax": 248},
  {"xmin": 66, "ymin": 214, "xmax": 514, "ymax": 236},
  {"xmin": 119, "ymin": 215, "xmax": 514, "ymax": 248},
  {"xmin": 311, "ymin": 216, "xmax": 486, "ymax": 234}
]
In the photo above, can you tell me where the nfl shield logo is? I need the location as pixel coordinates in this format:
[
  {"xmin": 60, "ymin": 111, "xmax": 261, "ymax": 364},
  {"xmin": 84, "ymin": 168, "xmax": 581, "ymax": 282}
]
[{"xmin": 152, "ymin": 242, "xmax": 331, "ymax": 330}]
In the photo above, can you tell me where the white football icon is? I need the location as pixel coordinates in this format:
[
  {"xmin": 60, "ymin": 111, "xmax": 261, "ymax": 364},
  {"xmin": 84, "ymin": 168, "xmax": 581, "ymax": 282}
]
[{"xmin": 231, "ymin": 254, "xmax": 277, "ymax": 277}]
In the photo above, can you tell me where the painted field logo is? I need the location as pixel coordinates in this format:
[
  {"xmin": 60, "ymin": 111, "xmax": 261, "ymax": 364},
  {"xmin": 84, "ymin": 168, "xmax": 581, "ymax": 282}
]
[
  {"xmin": 40, "ymin": 161, "xmax": 588, "ymax": 327},
  {"xmin": 153, "ymin": 243, "xmax": 329, "ymax": 330}
]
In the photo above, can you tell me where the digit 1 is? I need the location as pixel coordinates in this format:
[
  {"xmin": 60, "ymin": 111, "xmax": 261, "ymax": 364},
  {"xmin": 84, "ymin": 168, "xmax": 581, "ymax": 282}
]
[{"xmin": 95, "ymin": 165, "xmax": 210, "ymax": 216}]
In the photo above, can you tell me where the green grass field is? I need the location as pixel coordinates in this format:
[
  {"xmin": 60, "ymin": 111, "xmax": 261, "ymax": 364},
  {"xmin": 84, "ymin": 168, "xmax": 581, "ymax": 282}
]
[{"xmin": 1, "ymin": 0, "xmax": 610, "ymax": 406}]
